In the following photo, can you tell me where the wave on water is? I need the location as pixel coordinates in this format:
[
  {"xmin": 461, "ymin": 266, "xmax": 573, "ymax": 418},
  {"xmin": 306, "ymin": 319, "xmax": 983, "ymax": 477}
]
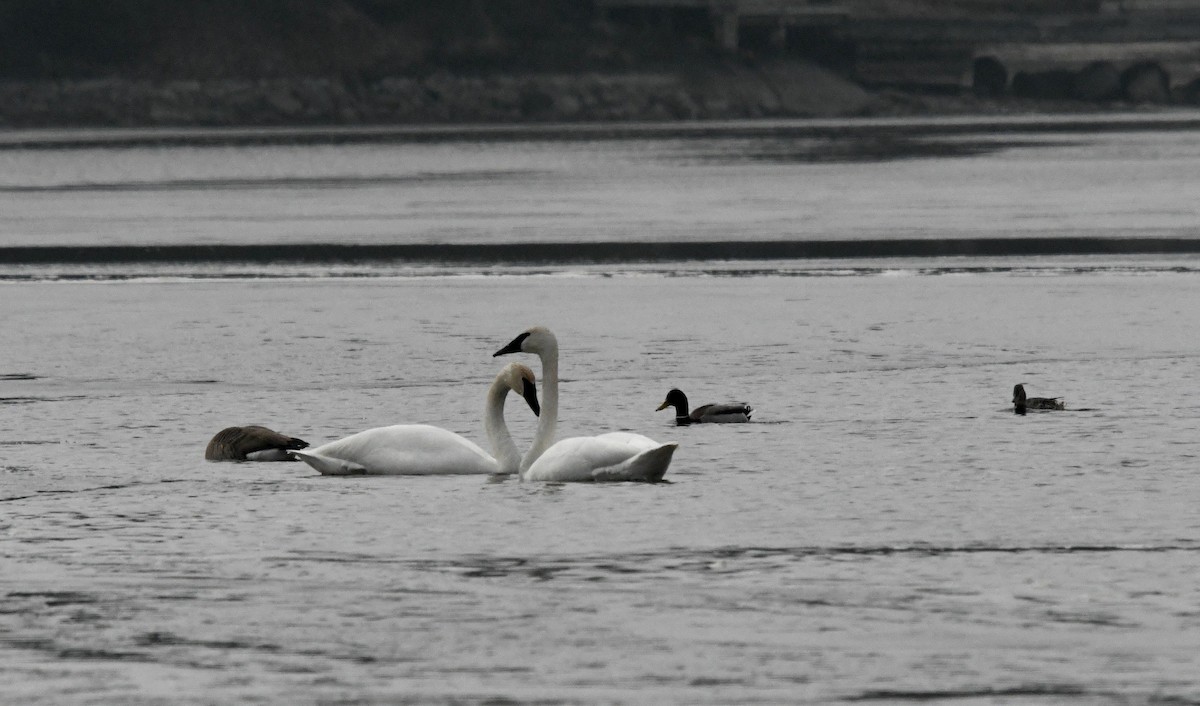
[
  {"xmin": 2, "ymin": 239, "xmax": 1200, "ymax": 281},
  {"xmin": 271, "ymin": 542, "xmax": 1200, "ymax": 582},
  {"xmin": 0, "ymin": 478, "xmax": 191, "ymax": 504},
  {"xmin": 6, "ymin": 238, "xmax": 1200, "ymax": 265},
  {"xmin": 5, "ymin": 113, "xmax": 1200, "ymax": 151},
  {"xmin": 844, "ymin": 684, "xmax": 1090, "ymax": 702},
  {"xmin": 0, "ymin": 170, "xmax": 542, "ymax": 193},
  {"xmin": 6, "ymin": 263, "xmax": 1200, "ymax": 283}
]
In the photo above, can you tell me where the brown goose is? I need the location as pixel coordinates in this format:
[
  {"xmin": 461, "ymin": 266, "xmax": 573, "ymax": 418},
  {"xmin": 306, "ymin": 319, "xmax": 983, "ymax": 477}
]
[{"xmin": 205, "ymin": 425, "xmax": 309, "ymax": 461}]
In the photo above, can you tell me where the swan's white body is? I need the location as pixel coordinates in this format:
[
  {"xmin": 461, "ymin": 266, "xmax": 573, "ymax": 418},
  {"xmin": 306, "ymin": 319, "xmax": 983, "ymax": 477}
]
[
  {"xmin": 522, "ymin": 432, "xmax": 676, "ymax": 482},
  {"xmin": 494, "ymin": 327, "xmax": 676, "ymax": 482},
  {"xmin": 292, "ymin": 363, "xmax": 536, "ymax": 476},
  {"xmin": 293, "ymin": 425, "xmax": 500, "ymax": 475}
]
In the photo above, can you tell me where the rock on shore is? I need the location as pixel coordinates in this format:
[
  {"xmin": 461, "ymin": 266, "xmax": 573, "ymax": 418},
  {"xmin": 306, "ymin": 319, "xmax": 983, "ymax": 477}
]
[{"xmin": 0, "ymin": 61, "xmax": 877, "ymax": 128}]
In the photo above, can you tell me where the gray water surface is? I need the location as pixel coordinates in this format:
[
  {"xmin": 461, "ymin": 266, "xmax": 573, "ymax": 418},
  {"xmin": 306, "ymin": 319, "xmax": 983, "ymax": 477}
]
[
  {"xmin": 4, "ymin": 269, "xmax": 1200, "ymax": 704},
  {"xmin": 3, "ymin": 118, "xmax": 1200, "ymax": 704},
  {"xmin": 3, "ymin": 115, "xmax": 1200, "ymax": 249}
]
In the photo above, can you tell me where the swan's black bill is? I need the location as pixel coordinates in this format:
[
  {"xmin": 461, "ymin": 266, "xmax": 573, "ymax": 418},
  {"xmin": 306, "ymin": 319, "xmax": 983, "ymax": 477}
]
[
  {"xmin": 522, "ymin": 377, "xmax": 541, "ymax": 417},
  {"xmin": 494, "ymin": 331, "xmax": 530, "ymax": 357}
]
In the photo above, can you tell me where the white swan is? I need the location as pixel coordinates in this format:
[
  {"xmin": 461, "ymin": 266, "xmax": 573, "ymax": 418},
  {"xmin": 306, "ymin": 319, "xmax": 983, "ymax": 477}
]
[
  {"xmin": 494, "ymin": 326, "xmax": 677, "ymax": 482},
  {"xmin": 291, "ymin": 362, "xmax": 540, "ymax": 475}
]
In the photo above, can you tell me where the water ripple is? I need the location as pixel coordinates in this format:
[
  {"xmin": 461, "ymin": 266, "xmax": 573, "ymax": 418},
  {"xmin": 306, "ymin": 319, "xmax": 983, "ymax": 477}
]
[
  {"xmin": 268, "ymin": 543, "xmax": 1200, "ymax": 583},
  {"xmin": 845, "ymin": 684, "xmax": 1089, "ymax": 702}
]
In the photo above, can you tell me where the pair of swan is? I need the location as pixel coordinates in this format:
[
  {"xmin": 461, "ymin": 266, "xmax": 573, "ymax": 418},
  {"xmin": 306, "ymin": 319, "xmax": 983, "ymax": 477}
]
[
  {"xmin": 1013, "ymin": 383, "xmax": 1065, "ymax": 414},
  {"xmin": 656, "ymin": 388, "xmax": 752, "ymax": 425},
  {"xmin": 491, "ymin": 326, "xmax": 676, "ymax": 482},
  {"xmin": 268, "ymin": 327, "xmax": 674, "ymax": 482}
]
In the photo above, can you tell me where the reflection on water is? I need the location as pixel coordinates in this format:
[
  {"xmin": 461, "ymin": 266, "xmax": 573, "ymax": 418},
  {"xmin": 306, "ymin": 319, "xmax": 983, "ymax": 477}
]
[
  {"xmin": 4, "ymin": 255, "xmax": 1200, "ymax": 283},
  {"xmin": 2, "ymin": 115, "xmax": 1200, "ymax": 249}
]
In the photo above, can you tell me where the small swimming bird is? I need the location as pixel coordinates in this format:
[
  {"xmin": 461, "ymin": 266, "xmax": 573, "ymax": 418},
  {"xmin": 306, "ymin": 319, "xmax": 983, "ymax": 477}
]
[
  {"xmin": 1013, "ymin": 384, "xmax": 1065, "ymax": 414},
  {"xmin": 205, "ymin": 425, "xmax": 309, "ymax": 461},
  {"xmin": 656, "ymin": 388, "xmax": 752, "ymax": 425}
]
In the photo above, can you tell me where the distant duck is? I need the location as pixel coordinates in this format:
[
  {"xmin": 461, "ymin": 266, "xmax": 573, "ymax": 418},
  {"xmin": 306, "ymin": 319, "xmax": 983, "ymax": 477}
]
[
  {"xmin": 1013, "ymin": 384, "xmax": 1065, "ymax": 415},
  {"xmin": 656, "ymin": 388, "xmax": 752, "ymax": 425},
  {"xmin": 206, "ymin": 425, "xmax": 309, "ymax": 461}
]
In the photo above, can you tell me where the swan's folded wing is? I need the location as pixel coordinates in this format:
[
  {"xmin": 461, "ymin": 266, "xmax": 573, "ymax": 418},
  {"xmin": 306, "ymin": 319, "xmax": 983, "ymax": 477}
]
[
  {"xmin": 594, "ymin": 431, "xmax": 661, "ymax": 451},
  {"xmin": 305, "ymin": 425, "xmax": 498, "ymax": 475},
  {"xmin": 525, "ymin": 436, "xmax": 633, "ymax": 481},
  {"xmin": 591, "ymin": 443, "xmax": 676, "ymax": 483},
  {"xmin": 292, "ymin": 450, "xmax": 367, "ymax": 475},
  {"xmin": 526, "ymin": 436, "xmax": 675, "ymax": 482}
]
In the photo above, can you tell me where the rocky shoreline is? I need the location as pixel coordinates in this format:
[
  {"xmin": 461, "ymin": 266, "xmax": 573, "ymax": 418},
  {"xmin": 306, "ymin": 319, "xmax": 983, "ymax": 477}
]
[
  {"xmin": 0, "ymin": 62, "xmax": 877, "ymax": 128},
  {"xmin": 3, "ymin": 59, "xmax": 1193, "ymax": 130}
]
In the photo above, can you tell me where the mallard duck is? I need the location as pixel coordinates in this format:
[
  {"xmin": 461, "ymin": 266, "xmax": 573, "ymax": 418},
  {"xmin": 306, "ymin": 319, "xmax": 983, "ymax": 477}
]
[
  {"xmin": 205, "ymin": 425, "xmax": 309, "ymax": 461},
  {"xmin": 1013, "ymin": 384, "xmax": 1065, "ymax": 414},
  {"xmin": 656, "ymin": 388, "xmax": 752, "ymax": 425}
]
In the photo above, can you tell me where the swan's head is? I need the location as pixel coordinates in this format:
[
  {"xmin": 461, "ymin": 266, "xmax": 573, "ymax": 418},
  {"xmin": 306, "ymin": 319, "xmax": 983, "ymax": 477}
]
[
  {"xmin": 656, "ymin": 388, "xmax": 688, "ymax": 412},
  {"xmin": 1012, "ymin": 384, "xmax": 1026, "ymax": 404},
  {"xmin": 501, "ymin": 362, "xmax": 540, "ymax": 417},
  {"xmin": 494, "ymin": 326, "xmax": 557, "ymax": 358}
]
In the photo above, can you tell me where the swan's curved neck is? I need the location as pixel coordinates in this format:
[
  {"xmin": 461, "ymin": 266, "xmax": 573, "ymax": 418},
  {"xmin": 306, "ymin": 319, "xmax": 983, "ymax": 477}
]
[
  {"xmin": 521, "ymin": 342, "xmax": 559, "ymax": 475},
  {"xmin": 484, "ymin": 376, "xmax": 521, "ymax": 473}
]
